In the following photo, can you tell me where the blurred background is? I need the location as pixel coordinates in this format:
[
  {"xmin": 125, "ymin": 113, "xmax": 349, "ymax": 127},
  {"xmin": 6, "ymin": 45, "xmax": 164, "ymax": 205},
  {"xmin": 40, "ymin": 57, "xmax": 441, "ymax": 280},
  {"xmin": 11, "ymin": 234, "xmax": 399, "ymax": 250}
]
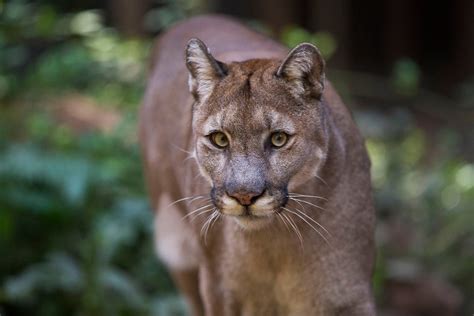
[{"xmin": 0, "ymin": 0, "xmax": 472, "ymax": 315}]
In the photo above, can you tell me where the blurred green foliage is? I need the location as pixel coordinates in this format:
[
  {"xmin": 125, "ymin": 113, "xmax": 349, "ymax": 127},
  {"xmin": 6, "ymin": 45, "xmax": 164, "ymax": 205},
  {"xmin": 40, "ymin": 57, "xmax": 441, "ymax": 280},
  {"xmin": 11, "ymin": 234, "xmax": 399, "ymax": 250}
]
[
  {"xmin": 0, "ymin": 1, "xmax": 473, "ymax": 315},
  {"xmin": 144, "ymin": 0, "xmax": 203, "ymax": 33},
  {"xmin": 0, "ymin": 97, "xmax": 187, "ymax": 315},
  {"xmin": 391, "ymin": 58, "xmax": 421, "ymax": 96},
  {"xmin": 363, "ymin": 112, "xmax": 474, "ymax": 296},
  {"xmin": 282, "ymin": 26, "xmax": 337, "ymax": 59},
  {"xmin": 0, "ymin": 1, "xmax": 192, "ymax": 315}
]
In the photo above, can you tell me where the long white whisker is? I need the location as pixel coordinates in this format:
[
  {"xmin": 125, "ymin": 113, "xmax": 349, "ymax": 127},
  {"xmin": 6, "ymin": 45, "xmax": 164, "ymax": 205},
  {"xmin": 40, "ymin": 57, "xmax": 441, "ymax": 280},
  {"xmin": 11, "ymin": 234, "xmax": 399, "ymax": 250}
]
[
  {"xmin": 201, "ymin": 210, "xmax": 219, "ymax": 245},
  {"xmin": 292, "ymin": 207, "xmax": 331, "ymax": 237},
  {"xmin": 282, "ymin": 212, "xmax": 303, "ymax": 248},
  {"xmin": 200, "ymin": 223, "xmax": 211, "ymax": 242},
  {"xmin": 209, "ymin": 211, "xmax": 220, "ymax": 232},
  {"xmin": 289, "ymin": 197, "xmax": 307, "ymax": 212},
  {"xmin": 181, "ymin": 204, "xmax": 213, "ymax": 220},
  {"xmin": 189, "ymin": 196, "xmax": 211, "ymax": 204},
  {"xmin": 205, "ymin": 211, "xmax": 220, "ymax": 244},
  {"xmin": 289, "ymin": 198, "xmax": 326, "ymax": 211},
  {"xmin": 189, "ymin": 209, "xmax": 214, "ymax": 222},
  {"xmin": 200, "ymin": 213, "xmax": 214, "ymax": 239},
  {"xmin": 315, "ymin": 174, "xmax": 328, "ymax": 186},
  {"xmin": 283, "ymin": 207, "xmax": 331, "ymax": 246},
  {"xmin": 277, "ymin": 213, "xmax": 291, "ymax": 233},
  {"xmin": 288, "ymin": 193, "xmax": 327, "ymax": 201},
  {"xmin": 168, "ymin": 195, "xmax": 206, "ymax": 208},
  {"xmin": 183, "ymin": 155, "xmax": 196, "ymax": 163},
  {"xmin": 171, "ymin": 143, "xmax": 193, "ymax": 155}
]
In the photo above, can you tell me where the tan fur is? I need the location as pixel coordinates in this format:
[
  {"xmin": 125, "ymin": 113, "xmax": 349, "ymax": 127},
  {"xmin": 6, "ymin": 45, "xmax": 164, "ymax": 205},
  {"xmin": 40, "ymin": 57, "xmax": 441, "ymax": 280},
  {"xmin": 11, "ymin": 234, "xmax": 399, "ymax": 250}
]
[{"xmin": 140, "ymin": 15, "xmax": 376, "ymax": 316}]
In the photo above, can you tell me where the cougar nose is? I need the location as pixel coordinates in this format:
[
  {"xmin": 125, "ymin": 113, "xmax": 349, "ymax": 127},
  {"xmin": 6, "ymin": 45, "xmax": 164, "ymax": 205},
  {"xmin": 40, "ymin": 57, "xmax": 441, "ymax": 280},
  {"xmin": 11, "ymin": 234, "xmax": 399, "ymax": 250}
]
[{"xmin": 227, "ymin": 189, "xmax": 264, "ymax": 206}]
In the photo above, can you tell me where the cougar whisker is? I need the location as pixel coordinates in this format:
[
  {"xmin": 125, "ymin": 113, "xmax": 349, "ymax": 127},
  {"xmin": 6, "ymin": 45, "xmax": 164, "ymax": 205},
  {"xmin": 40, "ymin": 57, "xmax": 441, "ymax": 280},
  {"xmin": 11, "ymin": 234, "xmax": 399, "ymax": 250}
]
[
  {"xmin": 168, "ymin": 195, "xmax": 207, "ymax": 208},
  {"xmin": 277, "ymin": 212, "xmax": 291, "ymax": 233},
  {"xmin": 281, "ymin": 212, "xmax": 304, "ymax": 248},
  {"xmin": 315, "ymin": 174, "xmax": 328, "ymax": 186},
  {"xmin": 283, "ymin": 207, "xmax": 330, "ymax": 246},
  {"xmin": 171, "ymin": 143, "xmax": 194, "ymax": 155},
  {"xmin": 288, "ymin": 193, "xmax": 327, "ymax": 201},
  {"xmin": 201, "ymin": 210, "xmax": 219, "ymax": 245},
  {"xmin": 292, "ymin": 207, "xmax": 331, "ymax": 238},
  {"xmin": 200, "ymin": 212, "xmax": 214, "ymax": 239},
  {"xmin": 289, "ymin": 197, "xmax": 326, "ymax": 211},
  {"xmin": 189, "ymin": 196, "xmax": 211, "ymax": 205},
  {"xmin": 189, "ymin": 208, "xmax": 215, "ymax": 222},
  {"xmin": 181, "ymin": 204, "xmax": 214, "ymax": 220},
  {"xmin": 209, "ymin": 210, "xmax": 220, "ymax": 231},
  {"xmin": 288, "ymin": 197, "xmax": 306, "ymax": 212},
  {"xmin": 205, "ymin": 211, "xmax": 221, "ymax": 244},
  {"xmin": 183, "ymin": 154, "xmax": 196, "ymax": 163}
]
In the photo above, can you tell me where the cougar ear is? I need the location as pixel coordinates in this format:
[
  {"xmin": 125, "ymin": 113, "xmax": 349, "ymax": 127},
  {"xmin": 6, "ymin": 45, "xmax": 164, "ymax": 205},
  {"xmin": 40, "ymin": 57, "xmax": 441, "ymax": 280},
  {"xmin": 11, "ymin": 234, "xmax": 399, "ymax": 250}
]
[
  {"xmin": 276, "ymin": 43, "xmax": 325, "ymax": 99},
  {"xmin": 185, "ymin": 38, "xmax": 228, "ymax": 100}
]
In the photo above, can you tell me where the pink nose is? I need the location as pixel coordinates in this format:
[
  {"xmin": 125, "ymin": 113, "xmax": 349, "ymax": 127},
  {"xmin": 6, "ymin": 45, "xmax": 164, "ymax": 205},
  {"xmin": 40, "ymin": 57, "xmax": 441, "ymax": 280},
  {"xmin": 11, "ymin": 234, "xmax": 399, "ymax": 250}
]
[{"xmin": 228, "ymin": 190, "xmax": 263, "ymax": 206}]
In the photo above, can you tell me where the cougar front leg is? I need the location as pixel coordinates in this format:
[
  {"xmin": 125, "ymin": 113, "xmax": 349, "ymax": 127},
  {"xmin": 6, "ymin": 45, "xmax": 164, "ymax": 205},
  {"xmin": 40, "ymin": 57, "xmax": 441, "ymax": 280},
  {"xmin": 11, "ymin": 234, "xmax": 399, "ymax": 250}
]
[
  {"xmin": 168, "ymin": 268, "xmax": 204, "ymax": 316},
  {"xmin": 154, "ymin": 194, "xmax": 204, "ymax": 316}
]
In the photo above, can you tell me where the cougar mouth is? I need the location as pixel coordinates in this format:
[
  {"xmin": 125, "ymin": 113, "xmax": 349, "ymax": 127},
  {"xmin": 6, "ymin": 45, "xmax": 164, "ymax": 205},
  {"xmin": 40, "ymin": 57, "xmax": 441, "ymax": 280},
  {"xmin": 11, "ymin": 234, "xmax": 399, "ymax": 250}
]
[{"xmin": 231, "ymin": 211, "xmax": 275, "ymax": 229}]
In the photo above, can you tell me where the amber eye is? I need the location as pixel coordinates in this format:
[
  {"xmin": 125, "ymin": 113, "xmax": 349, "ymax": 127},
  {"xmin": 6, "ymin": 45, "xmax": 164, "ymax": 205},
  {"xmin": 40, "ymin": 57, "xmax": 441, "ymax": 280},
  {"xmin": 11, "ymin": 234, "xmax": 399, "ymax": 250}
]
[
  {"xmin": 270, "ymin": 132, "xmax": 289, "ymax": 148},
  {"xmin": 210, "ymin": 132, "xmax": 229, "ymax": 148}
]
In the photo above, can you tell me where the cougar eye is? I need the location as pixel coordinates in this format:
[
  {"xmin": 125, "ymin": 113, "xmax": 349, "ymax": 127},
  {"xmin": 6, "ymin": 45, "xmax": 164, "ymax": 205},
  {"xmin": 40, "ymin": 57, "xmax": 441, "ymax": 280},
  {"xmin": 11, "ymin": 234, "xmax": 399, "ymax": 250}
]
[
  {"xmin": 270, "ymin": 132, "xmax": 288, "ymax": 148},
  {"xmin": 209, "ymin": 132, "xmax": 229, "ymax": 148}
]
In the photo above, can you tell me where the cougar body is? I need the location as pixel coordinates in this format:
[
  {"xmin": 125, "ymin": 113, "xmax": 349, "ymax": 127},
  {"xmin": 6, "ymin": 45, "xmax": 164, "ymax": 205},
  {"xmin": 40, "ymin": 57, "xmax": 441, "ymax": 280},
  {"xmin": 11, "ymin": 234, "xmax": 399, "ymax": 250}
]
[{"xmin": 140, "ymin": 15, "xmax": 376, "ymax": 316}]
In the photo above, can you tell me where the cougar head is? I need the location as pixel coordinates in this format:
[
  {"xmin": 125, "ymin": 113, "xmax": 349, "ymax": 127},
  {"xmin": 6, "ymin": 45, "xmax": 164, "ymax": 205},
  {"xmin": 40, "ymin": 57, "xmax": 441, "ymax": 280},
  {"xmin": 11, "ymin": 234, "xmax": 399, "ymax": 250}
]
[{"xmin": 186, "ymin": 38, "xmax": 329, "ymax": 229}]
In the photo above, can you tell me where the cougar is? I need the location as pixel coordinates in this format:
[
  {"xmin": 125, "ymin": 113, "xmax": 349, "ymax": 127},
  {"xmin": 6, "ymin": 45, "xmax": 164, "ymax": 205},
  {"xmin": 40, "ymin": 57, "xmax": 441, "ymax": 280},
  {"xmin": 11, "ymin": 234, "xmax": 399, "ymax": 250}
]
[{"xmin": 140, "ymin": 15, "xmax": 376, "ymax": 316}]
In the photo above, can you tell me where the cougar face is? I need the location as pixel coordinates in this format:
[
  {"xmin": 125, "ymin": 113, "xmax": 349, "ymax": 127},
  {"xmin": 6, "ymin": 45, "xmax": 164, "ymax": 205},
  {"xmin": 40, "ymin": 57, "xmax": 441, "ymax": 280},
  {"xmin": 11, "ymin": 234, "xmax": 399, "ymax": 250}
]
[{"xmin": 186, "ymin": 39, "xmax": 328, "ymax": 229}]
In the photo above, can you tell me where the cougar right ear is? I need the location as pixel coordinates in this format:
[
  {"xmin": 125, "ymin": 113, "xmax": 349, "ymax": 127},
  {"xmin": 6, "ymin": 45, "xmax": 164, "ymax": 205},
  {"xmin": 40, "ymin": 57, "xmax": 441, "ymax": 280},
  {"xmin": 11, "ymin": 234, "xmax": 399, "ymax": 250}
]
[
  {"xmin": 276, "ymin": 43, "xmax": 325, "ymax": 99},
  {"xmin": 185, "ymin": 38, "xmax": 228, "ymax": 101}
]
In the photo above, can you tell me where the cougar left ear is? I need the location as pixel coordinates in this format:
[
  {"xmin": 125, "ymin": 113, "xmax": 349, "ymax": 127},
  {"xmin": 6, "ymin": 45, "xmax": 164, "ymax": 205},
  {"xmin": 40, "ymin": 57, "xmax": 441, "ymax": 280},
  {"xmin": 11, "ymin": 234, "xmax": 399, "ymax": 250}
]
[
  {"xmin": 276, "ymin": 43, "xmax": 325, "ymax": 99},
  {"xmin": 185, "ymin": 38, "xmax": 228, "ymax": 101}
]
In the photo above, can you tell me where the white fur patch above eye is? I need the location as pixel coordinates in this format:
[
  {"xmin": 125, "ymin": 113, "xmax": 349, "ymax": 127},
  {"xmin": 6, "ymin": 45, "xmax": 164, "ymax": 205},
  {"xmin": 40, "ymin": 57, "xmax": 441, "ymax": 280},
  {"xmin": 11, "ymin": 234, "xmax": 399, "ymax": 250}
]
[
  {"xmin": 268, "ymin": 110, "xmax": 296, "ymax": 134},
  {"xmin": 201, "ymin": 109, "xmax": 224, "ymax": 135}
]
